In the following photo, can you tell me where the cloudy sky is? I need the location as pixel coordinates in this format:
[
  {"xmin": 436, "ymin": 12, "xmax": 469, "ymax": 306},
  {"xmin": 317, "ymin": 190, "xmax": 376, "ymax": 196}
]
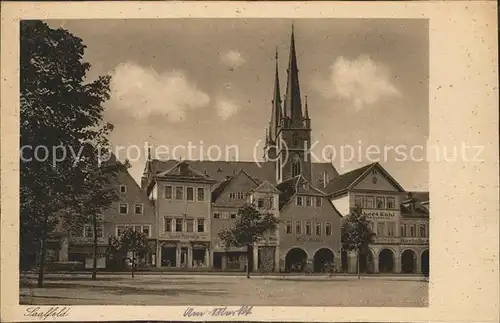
[{"xmin": 46, "ymin": 19, "xmax": 429, "ymax": 190}]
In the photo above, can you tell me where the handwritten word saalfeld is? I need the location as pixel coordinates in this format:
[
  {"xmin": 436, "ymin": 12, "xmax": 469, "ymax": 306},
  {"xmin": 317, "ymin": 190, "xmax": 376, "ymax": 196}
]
[
  {"xmin": 184, "ymin": 306, "xmax": 253, "ymax": 318},
  {"xmin": 24, "ymin": 306, "xmax": 71, "ymax": 320}
]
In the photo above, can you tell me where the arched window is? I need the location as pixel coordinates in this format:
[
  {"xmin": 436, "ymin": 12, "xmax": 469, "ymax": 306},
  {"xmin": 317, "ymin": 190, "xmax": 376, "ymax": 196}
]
[{"xmin": 291, "ymin": 156, "xmax": 301, "ymax": 177}]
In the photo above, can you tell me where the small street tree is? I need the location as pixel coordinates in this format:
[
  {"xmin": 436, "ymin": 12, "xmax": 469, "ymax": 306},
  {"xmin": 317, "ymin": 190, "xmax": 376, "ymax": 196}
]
[
  {"xmin": 68, "ymin": 156, "xmax": 130, "ymax": 280},
  {"xmin": 341, "ymin": 206, "xmax": 376, "ymax": 279},
  {"xmin": 118, "ymin": 228, "xmax": 150, "ymax": 278},
  {"xmin": 218, "ymin": 204, "xmax": 279, "ymax": 279}
]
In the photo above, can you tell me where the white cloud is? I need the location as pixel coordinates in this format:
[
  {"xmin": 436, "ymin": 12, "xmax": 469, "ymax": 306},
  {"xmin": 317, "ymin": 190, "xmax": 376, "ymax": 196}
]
[
  {"xmin": 109, "ymin": 62, "xmax": 210, "ymax": 122},
  {"xmin": 317, "ymin": 55, "xmax": 400, "ymax": 110},
  {"xmin": 220, "ymin": 50, "xmax": 246, "ymax": 68},
  {"xmin": 214, "ymin": 97, "xmax": 239, "ymax": 120}
]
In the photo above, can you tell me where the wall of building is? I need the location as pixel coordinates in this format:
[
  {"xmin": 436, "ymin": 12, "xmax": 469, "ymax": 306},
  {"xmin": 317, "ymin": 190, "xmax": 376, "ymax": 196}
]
[
  {"xmin": 156, "ymin": 179, "xmax": 212, "ymax": 243},
  {"xmin": 278, "ymin": 194, "xmax": 342, "ymax": 272},
  {"xmin": 67, "ymin": 169, "xmax": 156, "ymax": 267},
  {"xmin": 333, "ymin": 167, "xmax": 429, "ymax": 275}
]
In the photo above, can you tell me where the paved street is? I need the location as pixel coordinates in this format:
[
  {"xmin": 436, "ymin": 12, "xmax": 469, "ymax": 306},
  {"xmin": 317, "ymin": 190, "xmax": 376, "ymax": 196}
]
[{"xmin": 20, "ymin": 274, "xmax": 428, "ymax": 307}]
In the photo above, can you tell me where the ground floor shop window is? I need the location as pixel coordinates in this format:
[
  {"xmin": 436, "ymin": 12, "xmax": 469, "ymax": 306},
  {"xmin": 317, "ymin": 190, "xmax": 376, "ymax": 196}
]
[
  {"xmin": 161, "ymin": 246, "xmax": 176, "ymax": 267},
  {"xmin": 192, "ymin": 249, "xmax": 206, "ymax": 267}
]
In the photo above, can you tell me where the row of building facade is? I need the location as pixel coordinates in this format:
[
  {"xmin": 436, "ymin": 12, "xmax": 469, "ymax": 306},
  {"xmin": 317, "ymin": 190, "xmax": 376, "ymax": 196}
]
[{"xmin": 48, "ymin": 26, "xmax": 429, "ymax": 275}]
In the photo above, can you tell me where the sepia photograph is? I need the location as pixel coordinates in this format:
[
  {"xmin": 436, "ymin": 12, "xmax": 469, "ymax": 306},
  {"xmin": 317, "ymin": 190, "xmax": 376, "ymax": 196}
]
[
  {"xmin": 19, "ymin": 17, "xmax": 429, "ymax": 307},
  {"xmin": 1, "ymin": 1, "xmax": 498, "ymax": 322}
]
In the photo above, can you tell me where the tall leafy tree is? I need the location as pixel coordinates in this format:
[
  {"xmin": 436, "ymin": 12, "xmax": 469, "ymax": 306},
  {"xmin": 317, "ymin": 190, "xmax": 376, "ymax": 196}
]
[
  {"xmin": 117, "ymin": 228, "xmax": 150, "ymax": 278},
  {"xmin": 341, "ymin": 206, "xmax": 376, "ymax": 279},
  {"xmin": 218, "ymin": 204, "xmax": 279, "ymax": 279},
  {"xmin": 20, "ymin": 20, "xmax": 115, "ymax": 287}
]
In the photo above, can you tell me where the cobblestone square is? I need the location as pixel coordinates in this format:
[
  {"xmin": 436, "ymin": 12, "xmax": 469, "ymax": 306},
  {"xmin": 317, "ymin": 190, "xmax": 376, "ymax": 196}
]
[{"xmin": 20, "ymin": 274, "xmax": 428, "ymax": 307}]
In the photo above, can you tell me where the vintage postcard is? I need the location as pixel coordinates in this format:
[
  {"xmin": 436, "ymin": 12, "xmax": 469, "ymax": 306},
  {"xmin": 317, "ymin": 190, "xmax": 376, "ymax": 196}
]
[{"xmin": 1, "ymin": 1, "xmax": 498, "ymax": 322}]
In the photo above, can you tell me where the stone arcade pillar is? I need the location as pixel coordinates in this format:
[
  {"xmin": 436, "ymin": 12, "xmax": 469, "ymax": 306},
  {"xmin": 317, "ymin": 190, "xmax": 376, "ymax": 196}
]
[
  {"xmin": 415, "ymin": 252, "xmax": 422, "ymax": 274},
  {"xmin": 394, "ymin": 253, "xmax": 402, "ymax": 273},
  {"xmin": 373, "ymin": 254, "xmax": 380, "ymax": 274}
]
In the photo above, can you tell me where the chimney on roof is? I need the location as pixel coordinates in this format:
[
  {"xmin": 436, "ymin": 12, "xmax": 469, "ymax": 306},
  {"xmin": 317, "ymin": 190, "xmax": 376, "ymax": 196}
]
[
  {"xmin": 140, "ymin": 176, "xmax": 148, "ymax": 191},
  {"xmin": 323, "ymin": 170, "xmax": 329, "ymax": 187},
  {"xmin": 179, "ymin": 162, "xmax": 189, "ymax": 175}
]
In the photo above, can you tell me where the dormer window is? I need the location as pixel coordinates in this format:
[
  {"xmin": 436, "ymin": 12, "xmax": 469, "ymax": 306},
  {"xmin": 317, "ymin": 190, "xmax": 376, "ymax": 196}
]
[
  {"xmin": 315, "ymin": 197, "xmax": 322, "ymax": 207},
  {"xmin": 305, "ymin": 196, "xmax": 312, "ymax": 207},
  {"xmin": 229, "ymin": 192, "xmax": 245, "ymax": 200},
  {"xmin": 120, "ymin": 185, "xmax": 127, "ymax": 194}
]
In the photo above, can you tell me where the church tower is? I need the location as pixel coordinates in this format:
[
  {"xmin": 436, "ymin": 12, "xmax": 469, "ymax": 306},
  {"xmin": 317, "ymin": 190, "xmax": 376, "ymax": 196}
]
[
  {"xmin": 264, "ymin": 48, "xmax": 282, "ymax": 162},
  {"xmin": 274, "ymin": 25, "xmax": 312, "ymax": 183}
]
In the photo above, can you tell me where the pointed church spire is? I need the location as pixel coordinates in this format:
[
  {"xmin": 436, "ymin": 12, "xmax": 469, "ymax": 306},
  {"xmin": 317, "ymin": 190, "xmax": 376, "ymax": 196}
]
[
  {"xmin": 273, "ymin": 47, "xmax": 281, "ymax": 106},
  {"xmin": 304, "ymin": 95, "xmax": 309, "ymax": 119},
  {"xmin": 284, "ymin": 23, "xmax": 303, "ymax": 123},
  {"xmin": 269, "ymin": 47, "xmax": 282, "ymax": 141}
]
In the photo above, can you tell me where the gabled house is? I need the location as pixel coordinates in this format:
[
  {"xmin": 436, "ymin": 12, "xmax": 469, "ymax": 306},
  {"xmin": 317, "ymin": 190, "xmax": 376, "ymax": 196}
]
[
  {"xmin": 210, "ymin": 169, "xmax": 260, "ymax": 271},
  {"xmin": 247, "ymin": 180, "xmax": 281, "ymax": 272},
  {"xmin": 276, "ymin": 175, "xmax": 343, "ymax": 273},
  {"xmin": 147, "ymin": 160, "xmax": 216, "ymax": 269},
  {"xmin": 325, "ymin": 162, "xmax": 429, "ymax": 275},
  {"xmin": 63, "ymin": 158, "xmax": 156, "ymax": 269}
]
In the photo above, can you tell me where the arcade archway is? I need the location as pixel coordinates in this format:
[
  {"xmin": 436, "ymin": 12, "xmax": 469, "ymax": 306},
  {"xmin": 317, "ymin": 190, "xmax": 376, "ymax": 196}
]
[
  {"xmin": 378, "ymin": 249, "xmax": 395, "ymax": 273},
  {"xmin": 285, "ymin": 248, "xmax": 308, "ymax": 272},
  {"xmin": 401, "ymin": 249, "xmax": 417, "ymax": 273},
  {"xmin": 421, "ymin": 249, "xmax": 429, "ymax": 276},
  {"xmin": 313, "ymin": 248, "xmax": 334, "ymax": 272}
]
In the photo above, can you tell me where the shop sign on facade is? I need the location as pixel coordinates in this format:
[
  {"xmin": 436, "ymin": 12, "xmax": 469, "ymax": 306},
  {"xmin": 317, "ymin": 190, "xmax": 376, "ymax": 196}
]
[
  {"xmin": 362, "ymin": 210, "xmax": 398, "ymax": 220},
  {"xmin": 296, "ymin": 236, "xmax": 321, "ymax": 243},
  {"xmin": 400, "ymin": 237, "xmax": 429, "ymax": 245}
]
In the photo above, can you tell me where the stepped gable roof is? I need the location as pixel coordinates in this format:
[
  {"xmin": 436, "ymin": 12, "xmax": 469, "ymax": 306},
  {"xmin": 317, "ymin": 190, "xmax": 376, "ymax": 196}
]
[{"xmin": 150, "ymin": 159, "xmax": 338, "ymax": 186}]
